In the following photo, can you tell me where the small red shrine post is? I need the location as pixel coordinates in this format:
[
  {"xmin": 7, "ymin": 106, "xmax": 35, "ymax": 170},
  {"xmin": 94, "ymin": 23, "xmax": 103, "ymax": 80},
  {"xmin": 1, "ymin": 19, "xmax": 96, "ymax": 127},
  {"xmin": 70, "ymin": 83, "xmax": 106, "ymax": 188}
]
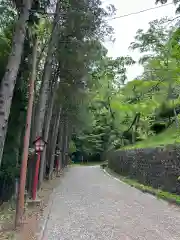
[{"xmin": 32, "ymin": 137, "xmax": 47, "ymax": 200}]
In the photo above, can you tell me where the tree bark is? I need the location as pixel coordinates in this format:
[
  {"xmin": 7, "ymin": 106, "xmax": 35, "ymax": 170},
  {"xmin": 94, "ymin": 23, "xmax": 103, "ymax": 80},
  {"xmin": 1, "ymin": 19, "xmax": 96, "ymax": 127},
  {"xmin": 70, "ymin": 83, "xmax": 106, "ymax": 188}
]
[
  {"xmin": 48, "ymin": 107, "xmax": 61, "ymax": 179},
  {"xmin": 61, "ymin": 116, "xmax": 69, "ymax": 167},
  {"xmin": 38, "ymin": 79, "xmax": 59, "ymax": 188},
  {"xmin": 24, "ymin": 37, "xmax": 39, "ymax": 196},
  {"xmin": 64, "ymin": 120, "xmax": 71, "ymax": 166},
  {"xmin": 15, "ymin": 36, "xmax": 38, "ymax": 226},
  {"xmin": 173, "ymin": 106, "xmax": 179, "ymax": 128},
  {"xmin": 0, "ymin": 0, "xmax": 32, "ymax": 166},
  {"xmin": 33, "ymin": 0, "xmax": 61, "ymax": 139},
  {"xmin": 132, "ymin": 126, "xmax": 136, "ymax": 144},
  {"xmin": 57, "ymin": 117, "xmax": 65, "ymax": 169},
  {"xmin": 30, "ymin": 100, "xmax": 36, "ymax": 144},
  {"xmin": 64, "ymin": 133, "xmax": 69, "ymax": 166},
  {"xmin": 167, "ymin": 83, "xmax": 179, "ymax": 128}
]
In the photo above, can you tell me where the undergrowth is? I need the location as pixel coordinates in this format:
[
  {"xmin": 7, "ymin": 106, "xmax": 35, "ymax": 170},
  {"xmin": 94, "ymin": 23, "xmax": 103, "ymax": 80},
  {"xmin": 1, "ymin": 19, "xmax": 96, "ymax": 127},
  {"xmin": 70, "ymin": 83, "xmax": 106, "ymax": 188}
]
[{"xmin": 121, "ymin": 124, "xmax": 180, "ymax": 150}]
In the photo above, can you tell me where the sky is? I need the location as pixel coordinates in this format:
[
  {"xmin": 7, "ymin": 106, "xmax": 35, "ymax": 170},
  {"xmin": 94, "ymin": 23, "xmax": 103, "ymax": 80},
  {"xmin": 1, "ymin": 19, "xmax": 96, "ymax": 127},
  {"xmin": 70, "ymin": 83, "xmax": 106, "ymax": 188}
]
[{"xmin": 103, "ymin": 0, "xmax": 176, "ymax": 81}]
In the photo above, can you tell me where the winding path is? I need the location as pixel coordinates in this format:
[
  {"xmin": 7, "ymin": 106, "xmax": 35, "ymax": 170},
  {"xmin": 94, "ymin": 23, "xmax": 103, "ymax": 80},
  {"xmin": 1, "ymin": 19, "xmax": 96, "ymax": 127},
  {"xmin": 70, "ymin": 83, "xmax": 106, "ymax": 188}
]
[{"xmin": 41, "ymin": 166, "xmax": 180, "ymax": 240}]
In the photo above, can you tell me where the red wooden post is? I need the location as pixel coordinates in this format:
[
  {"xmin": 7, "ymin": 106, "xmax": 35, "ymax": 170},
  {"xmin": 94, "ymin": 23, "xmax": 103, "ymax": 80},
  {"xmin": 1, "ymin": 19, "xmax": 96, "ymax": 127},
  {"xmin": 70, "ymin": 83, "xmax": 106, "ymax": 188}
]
[
  {"xmin": 15, "ymin": 38, "xmax": 38, "ymax": 227},
  {"xmin": 32, "ymin": 152, "xmax": 41, "ymax": 200}
]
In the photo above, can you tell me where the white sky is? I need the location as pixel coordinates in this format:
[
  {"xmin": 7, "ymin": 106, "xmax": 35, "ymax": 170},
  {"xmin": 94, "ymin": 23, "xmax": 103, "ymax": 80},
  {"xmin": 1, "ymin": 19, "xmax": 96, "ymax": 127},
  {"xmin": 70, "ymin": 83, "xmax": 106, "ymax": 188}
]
[{"xmin": 103, "ymin": 0, "xmax": 176, "ymax": 81}]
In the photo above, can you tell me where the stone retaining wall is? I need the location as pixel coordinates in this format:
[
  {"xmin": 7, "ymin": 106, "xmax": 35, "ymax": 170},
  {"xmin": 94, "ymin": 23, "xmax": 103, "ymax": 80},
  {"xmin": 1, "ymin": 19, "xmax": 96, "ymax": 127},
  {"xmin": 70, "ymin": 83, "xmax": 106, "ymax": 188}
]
[{"xmin": 108, "ymin": 145, "xmax": 180, "ymax": 194}]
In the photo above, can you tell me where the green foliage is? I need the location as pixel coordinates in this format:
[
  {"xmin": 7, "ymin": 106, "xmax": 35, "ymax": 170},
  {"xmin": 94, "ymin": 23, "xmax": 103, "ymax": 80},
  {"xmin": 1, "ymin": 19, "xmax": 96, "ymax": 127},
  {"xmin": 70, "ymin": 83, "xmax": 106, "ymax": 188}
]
[
  {"xmin": 74, "ymin": 15, "xmax": 180, "ymax": 155},
  {"xmin": 0, "ymin": 0, "xmax": 116, "ymax": 199},
  {"xmin": 69, "ymin": 140, "xmax": 76, "ymax": 153},
  {"xmin": 121, "ymin": 124, "xmax": 180, "ymax": 149},
  {"xmin": 2, "ymin": 0, "xmax": 180, "ymax": 203},
  {"xmin": 73, "ymin": 54, "xmax": 136, "ymax": 155},
  {"xmin": 0, "ymin": 0, "xmax": 17, "ymax": 28}
]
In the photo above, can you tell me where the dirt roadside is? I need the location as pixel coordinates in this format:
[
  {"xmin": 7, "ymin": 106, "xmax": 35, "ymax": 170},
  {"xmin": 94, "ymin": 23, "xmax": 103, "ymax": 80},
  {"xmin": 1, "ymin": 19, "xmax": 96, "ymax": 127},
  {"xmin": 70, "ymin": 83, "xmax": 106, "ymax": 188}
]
[{"xmin": 0, "ymin": 173, "xmax": 63, "ymax": 240}]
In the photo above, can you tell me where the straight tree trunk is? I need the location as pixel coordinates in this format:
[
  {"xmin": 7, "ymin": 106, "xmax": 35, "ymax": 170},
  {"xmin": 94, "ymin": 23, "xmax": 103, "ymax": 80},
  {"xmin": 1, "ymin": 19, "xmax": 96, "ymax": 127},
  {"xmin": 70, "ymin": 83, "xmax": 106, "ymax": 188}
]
[
  {"xmin": 48, "ymin": 108, "xmax": 61, "ymax": 179},
  {"xmin": 0, "ymin": 0, "xmax": 32, "ymax": 166},
  {"xmin": 63, "ymin": 118, "xmax": 69, "ymax": 166},
  {"xmin": 61, "ymin": 116, "xmax": 68, "ymax": 167},
  {"xmin": 64, "ymin": 133, "xmax": 69, "ymax": 166},
  {"xmin": 173, "ymin": 106, "xmax": 179, "ymax": 128},
  {"xmin": 33, "ymin": 0, "xmax": 61, "ymax": 139},
  {"xmin": 38, "ymin": 79, "xmax": 59, "ymax": 188},
  {"xmin": 44, "ymin": 108, "xmax": 56, "ymax": 177},
  {"xmin": 132, "ymin": 126, "xmax": 135, "ymax": 144},
  {"xmin": 59, "ymin": 115, "xmax": 66, "ymax": 168},
  {"xmin": 57, "ymin": 117, "xmax": 65, "ymax": 170},
  {"xmin": 15, "ymin": 37, "xmax": 38, "ymax": 226},
  {"xmin": 30, "ymin": 100, "xmax": 36, "ymax": 144},
  {"xmin": 167, "ymin": 83, "xmax": 179, "ymax": 128},
  {"xmin": 64, "ymin": 120, "xmax": 71, "ymax": 166}
]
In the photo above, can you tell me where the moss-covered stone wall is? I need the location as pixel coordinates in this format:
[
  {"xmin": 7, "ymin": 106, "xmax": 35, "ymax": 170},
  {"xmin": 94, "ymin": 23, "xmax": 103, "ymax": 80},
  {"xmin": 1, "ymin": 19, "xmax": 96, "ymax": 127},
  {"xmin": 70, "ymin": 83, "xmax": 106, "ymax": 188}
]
[{"xmin": 108, "ymin": 145, "xmax": 180, "ymax": 194}]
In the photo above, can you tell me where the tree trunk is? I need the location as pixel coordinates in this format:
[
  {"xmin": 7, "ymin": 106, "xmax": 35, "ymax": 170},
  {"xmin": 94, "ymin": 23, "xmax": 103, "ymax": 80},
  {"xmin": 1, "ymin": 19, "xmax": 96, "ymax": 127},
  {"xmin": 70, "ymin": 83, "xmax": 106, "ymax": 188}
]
[
  {"xmin": 48, "ymin": 107, "xmax": 61, "ymax": 179},
  {"xmin": 61, "ymin": 116, "xmax": 69, "ymax": 167},
  {"xmin": 60, "ymin": 116, "xmax": 66, "ymax": 168},
  {"xmin": 65, "ymin": 134, "xmax": 70, "ymax": 166},
  {"xmin": 0, "ymin": 0, "xmax": 32, "ymax": 166},
  {"xmin": 38, "ymin": 79, "xmax": 59, "ymax": 188},
  {"xmin": 26, "ymin": 39, "xmax": 39, "ymax": 195},
  {"xmin": 58, "ymin": 116, "xmax": 64, "ymax": 170},
  {"xmin": 173, "ymin": 106, "xmax": 179, "ymax": 128},
  {"xmin": 45, "ymin": 108, "xmax": 56, "ymax": 178},
  {"xmin": 15, "ymin": 37, "xmax": 38, "ymax": 226},
  {"xmin": 167, "ymin": 83, "xmax": 179, "ymax": 128},
  {"xmin": 57, "ymin": 117, "xmax": 65, "ymax": 169},
  {"xmin": 64, "ymin": 119, "xmax": 71, "ymax": 166},
  {"xmin": 30, "ymin": 100, "xmax": 36, "ymax": 144},
  {"xmin": 132, "ymin": 125, "xmax": 135, "ymax": 144},
  {"xmin": 33, "ymin": 0, "xmax": 61, "ymax": 138}
]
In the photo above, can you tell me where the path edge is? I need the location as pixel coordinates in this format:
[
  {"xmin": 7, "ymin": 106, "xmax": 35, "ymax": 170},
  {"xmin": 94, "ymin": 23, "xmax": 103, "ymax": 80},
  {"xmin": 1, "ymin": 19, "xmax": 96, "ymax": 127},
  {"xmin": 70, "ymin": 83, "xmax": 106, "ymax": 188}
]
[{"xmin": 37, "ymin": 167, "xmax": 68, "ymax": 240}]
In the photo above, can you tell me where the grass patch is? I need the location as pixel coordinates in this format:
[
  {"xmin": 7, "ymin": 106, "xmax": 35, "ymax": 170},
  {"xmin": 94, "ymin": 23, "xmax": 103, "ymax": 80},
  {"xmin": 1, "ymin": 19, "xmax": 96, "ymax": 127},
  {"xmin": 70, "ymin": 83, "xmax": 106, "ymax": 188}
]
[
  {"xmin": 121, "ymin": 124, "xmax": 180, "ymax": 150},
  {"xmin": 105, "ymin": 167, "xmax": 180, "ymax": 206}
]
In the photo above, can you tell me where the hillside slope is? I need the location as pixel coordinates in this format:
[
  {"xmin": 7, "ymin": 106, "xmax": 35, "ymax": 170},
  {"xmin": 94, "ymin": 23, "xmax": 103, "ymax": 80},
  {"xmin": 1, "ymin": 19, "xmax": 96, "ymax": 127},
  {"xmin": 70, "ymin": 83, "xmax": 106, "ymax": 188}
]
[{"xmin": 122, "ymin": 124, "xmax": 180, "ymax": 149}]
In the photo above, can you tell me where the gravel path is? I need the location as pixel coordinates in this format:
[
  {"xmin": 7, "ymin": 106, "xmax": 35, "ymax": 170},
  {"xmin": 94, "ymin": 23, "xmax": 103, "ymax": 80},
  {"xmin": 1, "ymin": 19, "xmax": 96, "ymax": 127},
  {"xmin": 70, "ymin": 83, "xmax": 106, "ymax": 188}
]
[{"xmin": 41, "ymin": 166, "xmax": 180, "ymax": 240}]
